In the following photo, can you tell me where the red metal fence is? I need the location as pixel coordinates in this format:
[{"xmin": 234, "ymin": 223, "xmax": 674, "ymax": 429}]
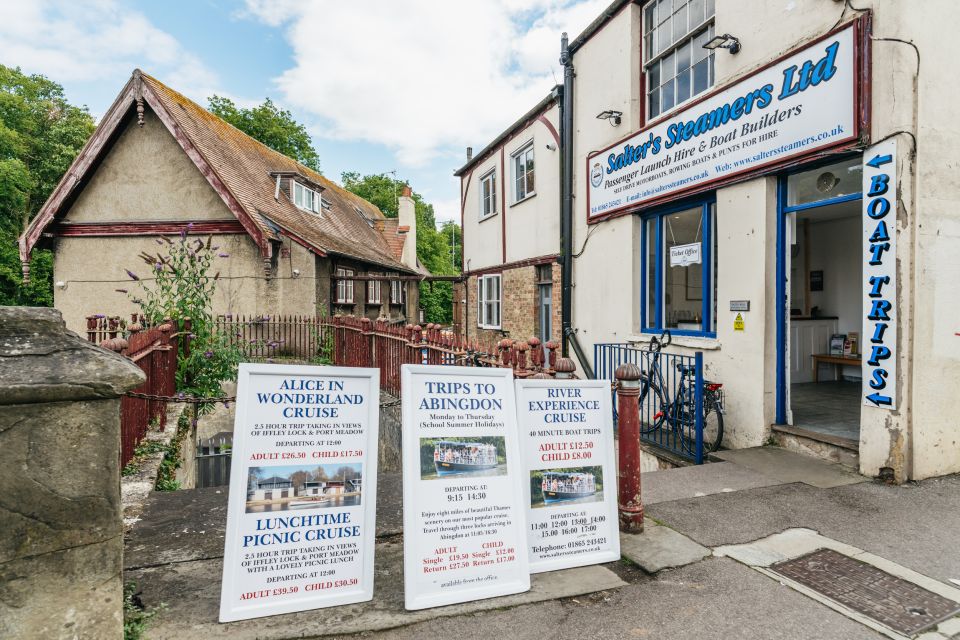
[
  {"xmin": 97, "ymin": 318, "xmax": 179, "ymax": 467},
  {"xmin": 330, "ymin": 316, "xmax": 568, "ymax": 396},
  {"xmin": 214, "ymin": 314, "xmax": 332, "ymax": 361}
]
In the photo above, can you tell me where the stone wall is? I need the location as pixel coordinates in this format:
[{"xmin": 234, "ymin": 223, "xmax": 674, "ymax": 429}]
[{"xmin": 0, "ymin": 307, "xmax": 144, "ymax": 639}]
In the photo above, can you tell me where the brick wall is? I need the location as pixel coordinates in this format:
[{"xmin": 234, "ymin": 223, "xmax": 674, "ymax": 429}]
[{"xmin": 462, "ymin": 261, "xmax": 560, "ymax": 345}]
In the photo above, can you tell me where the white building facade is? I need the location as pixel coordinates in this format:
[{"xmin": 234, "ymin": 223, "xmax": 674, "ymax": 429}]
[{"xmin": 456, "ymin": 0, "xmax": 960, "ymax": 481}]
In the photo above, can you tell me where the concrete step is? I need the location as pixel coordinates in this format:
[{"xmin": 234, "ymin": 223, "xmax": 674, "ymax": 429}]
[
  {"xmin": 771, "ymin": 424, "xmax": 860, "ymax": 469},
  {"xmin": 708, "ymin": 446, "xmax": 865, "ymax": 489}
]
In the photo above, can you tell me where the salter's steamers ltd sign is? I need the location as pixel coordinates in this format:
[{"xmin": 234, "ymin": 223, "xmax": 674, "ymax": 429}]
[{"xmin": 587, "ymin": 21, "xmax": 863, "ymax": 220}]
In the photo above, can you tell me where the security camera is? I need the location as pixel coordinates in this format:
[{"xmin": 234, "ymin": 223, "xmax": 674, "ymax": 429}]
[
  {"xmin": 545, "ymin": 143, "xmax": 557, "ymax": 151},
  {"xmin": 292, "ymin": 269, "xmax": 301, "ymax": 278}
]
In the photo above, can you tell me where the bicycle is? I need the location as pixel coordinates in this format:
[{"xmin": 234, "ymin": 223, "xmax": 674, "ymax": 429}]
[{"xmin": 637, "ymin": 330, "xmax": 725, "ymax": 456}]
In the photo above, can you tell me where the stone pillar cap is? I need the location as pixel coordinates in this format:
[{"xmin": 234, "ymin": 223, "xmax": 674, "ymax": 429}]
[{"xmin": 0, "ymin": 307, "xmax": 146, "ymax": 405}]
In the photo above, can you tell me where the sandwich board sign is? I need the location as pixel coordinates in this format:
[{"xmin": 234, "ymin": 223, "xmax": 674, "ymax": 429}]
[
  {"xmin": 401, "ymin": 365, "xmax": 530, "ymax": 610},
  {"xmin": 219, "ymin": 363, "xmax": 380, "ymax": 622},
  {"xmin": 515, "ymin": 379, "xmax": 620, "ymax": 573}
]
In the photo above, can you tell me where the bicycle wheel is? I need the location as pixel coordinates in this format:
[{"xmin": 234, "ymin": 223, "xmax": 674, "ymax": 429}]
[
  {"xmin": 638, "ymin": 374, "xmax": 667, "ymax": 434},
  {"xmin": 702, "ymin": 402, "xmax": 724, "ymax": 454}
]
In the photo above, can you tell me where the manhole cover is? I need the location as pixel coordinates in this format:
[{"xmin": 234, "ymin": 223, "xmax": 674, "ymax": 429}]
[{"xmin": 771, "ymin": 548, "xmax": 960, "ymax": 636}]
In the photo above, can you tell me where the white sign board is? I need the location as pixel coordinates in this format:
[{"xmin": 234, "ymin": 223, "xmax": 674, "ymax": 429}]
[
  {"xmin": 862, "ymin": 139, "xmax": 897, "ymax": 409},
  {"xmin": 587, "ymin": 22, "xmax": 859, "ymax": 219},
  {"xmin": 401, "ymin": 365, "xmax": 530, "ymax": 610},
  {"xmin": 516, "ymin": 379, "xmax": 620, "ymax": 573},
  {"xmin": 669, "ymin": 242, "xmax": 702, "ymax": 267},
  {"xmin": 219, "ymin": 363, "xmax": 380, "ymax": 622}
]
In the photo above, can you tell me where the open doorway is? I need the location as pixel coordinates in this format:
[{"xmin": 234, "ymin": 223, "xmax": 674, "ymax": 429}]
[{"xmin": 782, "ymin": 157, "xmax": 862, "ymax": 444}]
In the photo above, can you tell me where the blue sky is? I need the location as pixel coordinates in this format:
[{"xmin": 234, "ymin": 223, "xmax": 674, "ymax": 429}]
[{"xmin": 0, "ymin": 0, "xmax": 608, "ymax": 223}]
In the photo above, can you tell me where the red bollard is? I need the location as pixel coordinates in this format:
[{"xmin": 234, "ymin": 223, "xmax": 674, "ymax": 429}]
[{"xmin": 615, "ymin": 362, "xmax": 644, "ymax": 533}]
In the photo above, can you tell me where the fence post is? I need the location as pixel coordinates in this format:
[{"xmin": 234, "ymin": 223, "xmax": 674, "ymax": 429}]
[
  {"xmin": 615, "ymin": 362, "xmax": 644, "ymax": 533},
  {"xmin": 554, "ymin": 357, "xmax": 577, "ymax": 379},
  {"xmin": 695, "ymin": 351, "xmax": 704, "ymax": 465}
]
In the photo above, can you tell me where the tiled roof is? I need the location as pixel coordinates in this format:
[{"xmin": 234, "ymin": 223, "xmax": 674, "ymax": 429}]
[{"xmin": 141, "ymin": 73, "xmax": 414, "ymax": 273}]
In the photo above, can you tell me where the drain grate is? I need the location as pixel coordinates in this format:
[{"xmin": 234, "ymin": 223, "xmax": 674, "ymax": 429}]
[{"xmin": 771, "ymin": 548, "xmax": 960, "ymax": 636}]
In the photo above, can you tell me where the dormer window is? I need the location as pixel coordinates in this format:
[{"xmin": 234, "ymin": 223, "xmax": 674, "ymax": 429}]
[{"xmin": 293, "ymin": 181, "xmax": 321, "ymax": 214}]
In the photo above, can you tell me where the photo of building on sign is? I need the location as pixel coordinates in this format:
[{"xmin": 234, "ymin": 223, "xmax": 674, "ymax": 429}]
[
  {"xmin": 245, "ymin": 463, "xmax": 363, "ymax": 513},
  {"xmin": 419, "ymin": 437, "xmax": 507, "ymax": 480},
  {"xmin": 530, "ymin": 467, "xmax": 604, "ymax": 509}
]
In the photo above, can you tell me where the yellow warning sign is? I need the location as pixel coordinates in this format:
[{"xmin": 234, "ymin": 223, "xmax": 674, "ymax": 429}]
[{"xmin": 734, "ymin": 313, "xmax": 745, "ymax": 331}]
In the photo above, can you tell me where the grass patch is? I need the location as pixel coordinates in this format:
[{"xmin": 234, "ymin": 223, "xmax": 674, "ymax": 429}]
[
  {"xmin": 154, "ymin": 407, "xmax": 194, "ymax": 492},
  {"xmin": 123, "ymin": 582, "xmax": 165, "ymax": 640}
]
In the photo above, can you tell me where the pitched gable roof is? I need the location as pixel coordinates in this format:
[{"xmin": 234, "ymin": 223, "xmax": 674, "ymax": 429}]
[{"xmin": 20, "ymin": 69, "xmax": 415, "ymax": 275}]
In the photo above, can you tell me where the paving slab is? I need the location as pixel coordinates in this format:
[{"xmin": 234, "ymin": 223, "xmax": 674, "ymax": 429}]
[
  {"xmin": 619, "ymin": 521, "xmax": 711, "ymax": 573},
  {"xmin": 710, "ymin": 446, "xmax": 865, "ymax": 488},
  {"xmin": 124, "ymin": 474, "xmax": 403, "ymax": 569},
  {"xmin": 127, "ymin": 539, "xmax": 626, "ymax": 639},
  {"xmin": 641, "ymin": 460, "xmax": 784, "ymax": 504}
]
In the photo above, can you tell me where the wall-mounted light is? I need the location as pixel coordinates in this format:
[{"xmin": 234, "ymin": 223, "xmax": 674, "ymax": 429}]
[
  {"xmin": 596, "ymin": 110, "xmax": 622, "ymax": 126},
  {"xmin": 55, "ymin": 280, "xmax": 67, "ymax": 290},
  {"xmin": 703, "ymin": 33, "xmax": 741, "ymax": 54}
]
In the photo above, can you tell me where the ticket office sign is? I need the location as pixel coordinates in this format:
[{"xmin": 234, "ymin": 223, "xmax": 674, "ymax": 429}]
[
  {"xmin": 401, "ymin": 365, "xmax": 530, "ymax": 610},
  {"xmin": 219, "ymin": 363, "xmax": 380, "ymax": 622},
  {"xmin": 516, "ymin": 379, "xmax": 620, "ymax": 573}
]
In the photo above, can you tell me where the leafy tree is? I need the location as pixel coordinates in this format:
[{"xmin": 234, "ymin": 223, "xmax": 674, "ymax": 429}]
[
  {"xmin": 340, "ymin": 172, "xmax": 461, "ymax": 324},
  {"xmin": 0, "ymin": 64, "xmax": 95, "ymax": 305},
  {"xmin": 208, "ymin": 95, "xmax": 321, "ymax": 173}
]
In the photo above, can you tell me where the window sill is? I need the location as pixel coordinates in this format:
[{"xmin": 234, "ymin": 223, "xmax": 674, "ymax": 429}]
[
  {"xmin": 628, "ymin": 333, "xmax": 721, "ymax": 350},
  {"xmin": 478, "ymin": 213, "xmax": 499, "ymax": 223},
  {"xmin": 510, "ymin": 192, "xmax": 537, "ymax": 207},
  {"xmin": 478, "ymin": 326, "xmax": 502, "ymax": 331}
]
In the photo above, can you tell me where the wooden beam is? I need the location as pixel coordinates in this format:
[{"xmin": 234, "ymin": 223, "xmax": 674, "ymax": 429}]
[{"xmin": 50, "ymin": 220, "xmax": 246, "ymax": 237}]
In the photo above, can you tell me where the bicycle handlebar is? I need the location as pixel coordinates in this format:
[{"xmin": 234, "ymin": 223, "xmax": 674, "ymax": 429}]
[{"xmin": 649, "ymin": 330, "xmax": 672, "ymax": 352}]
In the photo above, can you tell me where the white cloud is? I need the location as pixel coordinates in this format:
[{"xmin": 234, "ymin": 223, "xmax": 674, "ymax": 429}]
[
  {"xmin": 0, "ymin": 0, "xmax": 220, "ymax": 115},
  {"xmin": 244, "ymin": 0, "xmax": 608, "ymax": 167}
]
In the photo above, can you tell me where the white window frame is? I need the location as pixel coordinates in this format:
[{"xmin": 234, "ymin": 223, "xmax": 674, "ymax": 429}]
[
  {"xmin": 293, "ymin": 180, "xmax": 321, "ymax": 214},
  {"xmin": 335, "ymin": 268, "xmax": 354, "ymax": 304},
  {"xmin": 643, "ymin": 0, "xmax": 716, "ymax": 121},
  {"xmin": 512, "ymin": 141, "xmax": 535, "ymax": 203},
  {"xmin": 390, "ymin": 279, "xmax": 406, "ymax": 304},
  {"xmin": 367, "ymin": 274, "xmax": 382, "ymax": 305},
  {"xmin": 479, "ymin": 169, "xmax": 498, "ymax": 220},
  {"xmin": 477, "ymin": 274, "xmax": 502, "ymax": 329}
]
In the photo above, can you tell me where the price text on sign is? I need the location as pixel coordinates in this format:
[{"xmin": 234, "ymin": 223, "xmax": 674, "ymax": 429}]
[
  {"xmin": 401, "ymin": 365, "xmax": 530, "ymax": 610},
  {"xmin": 219, "ymin": 364, "xmax": 380, "ymax": 622},
  {"xmin": 516, "ymin": 379, "xmax": 620, "ymax": 573}
]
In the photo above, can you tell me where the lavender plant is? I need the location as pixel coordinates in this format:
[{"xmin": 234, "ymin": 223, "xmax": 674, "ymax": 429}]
[{"xmin": 125, "ymin": 229, "xmax": 241, "ymax": 402}]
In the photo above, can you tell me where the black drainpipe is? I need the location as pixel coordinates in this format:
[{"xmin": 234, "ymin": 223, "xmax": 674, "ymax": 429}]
[{"xmin": 558, "ymin": 32, "xmax": 595, "ymax": 379}]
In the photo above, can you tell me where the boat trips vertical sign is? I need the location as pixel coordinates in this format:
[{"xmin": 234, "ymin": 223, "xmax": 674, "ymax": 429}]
[
  {"xmin": 219, "ymin": 363, "xmax": 380, "ymax": 622},
  {"xmin": 516, "ymin": 379, "xmax": 620, "ymax": 573},
  {"xmin": 862, "ymin": 139, "xmax": 897, "ymax": 409},
  {"xmin": 401, "ymin": 365, "xmax": 530, "ymax": 610}
]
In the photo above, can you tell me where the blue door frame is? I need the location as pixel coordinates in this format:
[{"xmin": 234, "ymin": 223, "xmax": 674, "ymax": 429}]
[{"xmin": 774, "ymin": 166, "xmax": 863, "ymax": 425}]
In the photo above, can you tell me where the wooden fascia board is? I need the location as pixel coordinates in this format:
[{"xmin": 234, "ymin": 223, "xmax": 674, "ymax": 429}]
[
  {"xmin": 139, "ymin": 84, "xmax": 272, "ymax": 260},
  {"xmin": 19, "ymin": 78, "xmax": 140, "ymax": 262}
]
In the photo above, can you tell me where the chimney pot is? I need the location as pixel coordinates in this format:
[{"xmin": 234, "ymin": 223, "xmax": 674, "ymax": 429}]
[
  {"xmin": 401, "ymin": 185, "xmax": 413, "ymax": 198},
  {"xmin": 466, "ymin": 146, "xmax": 473, "ymax": 161}
]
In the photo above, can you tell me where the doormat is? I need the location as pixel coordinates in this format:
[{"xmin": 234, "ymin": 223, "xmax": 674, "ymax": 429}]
[{"xmin": 771, "ymin": 548, "xmax": 960, "ymax": 636}]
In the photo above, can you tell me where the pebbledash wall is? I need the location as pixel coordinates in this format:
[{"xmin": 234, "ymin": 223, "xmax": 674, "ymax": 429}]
[
  {"xmin": 456, "ymin": 0, "xmax": 960, "ymax": 481},
  {"xmin": 457, "ymin": 101, "xmax": 563, "ymax": 345}
]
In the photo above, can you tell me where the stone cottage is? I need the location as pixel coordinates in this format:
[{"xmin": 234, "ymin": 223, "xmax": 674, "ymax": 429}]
[{"xmin": 19, "ymin": 69, "xmax": 425, "ymax": 334}]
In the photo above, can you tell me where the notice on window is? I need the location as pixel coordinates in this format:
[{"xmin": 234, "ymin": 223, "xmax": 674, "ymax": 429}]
[
  {"xmin": 219, "ymin": 363, "xmax": 380, "ymax": 622},
  {"xmin": 401, "ymin": 365, "xmax": 530, "ymax": 610},
  {"xmin": 516, "ymin": 379, "xmax": 620, "ymax": 573},
  {"xmin": 669, "ymin": 242, "xmax": 702, "ymax": 267}
]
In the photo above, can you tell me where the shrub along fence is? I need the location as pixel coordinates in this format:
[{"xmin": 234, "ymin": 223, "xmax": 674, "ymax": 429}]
[{"xmin": 214, "ymin": 313, "xmax": 333, "ymax": 361}]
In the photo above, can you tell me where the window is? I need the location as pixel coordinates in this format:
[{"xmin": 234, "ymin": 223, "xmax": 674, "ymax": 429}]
[
  {"xmin": 390, "ymin": 279, "xmax": 407, "ymax": 304},
  {"xmin": 480, "ymin": 170, "xmax": 497, "ymax": 219},
  {"xmin": 293, "ymin": 181, "xmax": 321, "ymax": 213},
  {"xmin": 367, "ymin": 274, "xmax": 382, "ymax": 304},
  {"xmin": 335, "ymin": 268, "xmax": 354, "ymax": 304},
  {"xmin": 512, "ymin": 143, "xmax": 535, "ymax": 202},
  {"xmin": 786, "ymin": 157, "xmax": 862, "ymax": 207},
  {"xmin": 477, "ymin": 274, "xmax": 501, "ymax": 329},
  {"xmin": 644, "ymin": 0, "xmax": 716, "ymax": 119},
  {"xmin": 642, "ymin": 199, "xmax": 717, "ymax": 335}
]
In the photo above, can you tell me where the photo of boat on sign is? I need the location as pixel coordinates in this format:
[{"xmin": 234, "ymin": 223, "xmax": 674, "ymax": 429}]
[
  {"xmin": 530, "ymin": 467, "xmax": 604, "ymax": 508},
  {"xmin": 419, "ymin": 437, "xmax": 507, "ymax": 480},
  {"xmin": 245, "ymin": 463, "xmax": 363, "ymax": 513}
]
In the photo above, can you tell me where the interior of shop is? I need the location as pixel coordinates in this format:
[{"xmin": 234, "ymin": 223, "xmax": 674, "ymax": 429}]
[{"xmin": 786, "ymin": 159, "xmax": 862, "ymax": 443}]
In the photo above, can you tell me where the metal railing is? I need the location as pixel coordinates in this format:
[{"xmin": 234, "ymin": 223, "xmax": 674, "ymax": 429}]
[{"xmin": 595, "ymin": 342, "xmax": 706, "ymax": 464}]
